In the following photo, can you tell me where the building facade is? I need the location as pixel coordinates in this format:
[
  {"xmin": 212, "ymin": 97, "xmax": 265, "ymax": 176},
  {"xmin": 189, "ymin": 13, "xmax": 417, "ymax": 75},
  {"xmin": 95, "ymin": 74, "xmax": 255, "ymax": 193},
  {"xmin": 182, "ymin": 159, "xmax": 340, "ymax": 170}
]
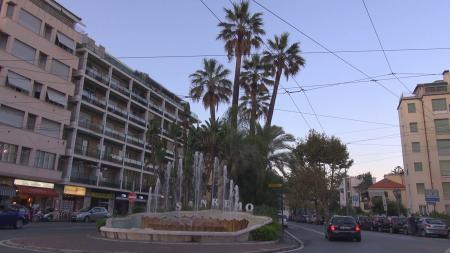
[
  {"xmin": 339, "ymin": 176, "xmax": 362, "ymax": 209},
  {"xmin": 0, "ymin": 0, "xmax": 81, "ymax": 209},
  {"xmin": 0, "ymin": 0, "xmax": 190, "ymax": 215},
  {"xmin": 398, "ymin": 71, "xmax": 450, "ymax": 215}
]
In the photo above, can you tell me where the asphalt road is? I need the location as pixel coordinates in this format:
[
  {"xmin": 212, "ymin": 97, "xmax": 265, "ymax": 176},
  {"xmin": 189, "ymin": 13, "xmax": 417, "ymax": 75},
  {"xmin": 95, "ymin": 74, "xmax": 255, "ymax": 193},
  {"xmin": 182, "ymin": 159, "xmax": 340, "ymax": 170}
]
[{"xmin": 287, "ymin": 222, "xmax": 450, "ymax": 253}]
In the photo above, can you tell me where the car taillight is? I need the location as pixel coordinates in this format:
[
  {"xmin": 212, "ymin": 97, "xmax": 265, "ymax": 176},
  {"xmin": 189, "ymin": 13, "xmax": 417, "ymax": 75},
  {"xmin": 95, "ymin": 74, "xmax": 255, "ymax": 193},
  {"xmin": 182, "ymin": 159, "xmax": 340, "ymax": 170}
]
[
  {"xmin": 355, "ymin": 225, "xmax": 360, "ymax": 232},
  {"xmin": 329, "ymin": 225, "xmax": 336, "ymax": 231}
]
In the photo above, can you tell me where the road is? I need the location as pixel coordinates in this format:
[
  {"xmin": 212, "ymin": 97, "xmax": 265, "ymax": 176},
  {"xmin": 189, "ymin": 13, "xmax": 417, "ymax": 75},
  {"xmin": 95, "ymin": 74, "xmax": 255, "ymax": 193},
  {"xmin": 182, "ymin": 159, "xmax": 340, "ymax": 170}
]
[{"xmin": 287, "ymin": 222, "xmax": 450, "ymax": 253}]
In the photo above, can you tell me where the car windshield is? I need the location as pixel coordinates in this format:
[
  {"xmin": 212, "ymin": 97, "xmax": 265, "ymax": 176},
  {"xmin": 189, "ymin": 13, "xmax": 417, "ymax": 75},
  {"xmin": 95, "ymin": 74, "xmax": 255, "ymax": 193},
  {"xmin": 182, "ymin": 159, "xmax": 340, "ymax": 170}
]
[
  {"xmin": 79, "ymin": 207, "xmax": 90, "ymax": 212},
  {"xmin": 425, "ymin": 219, "xmax": 444, "ymax": 224},
  {"xmin": 332, "ymin": 217, "xmax": 355, "ymax": 225}
]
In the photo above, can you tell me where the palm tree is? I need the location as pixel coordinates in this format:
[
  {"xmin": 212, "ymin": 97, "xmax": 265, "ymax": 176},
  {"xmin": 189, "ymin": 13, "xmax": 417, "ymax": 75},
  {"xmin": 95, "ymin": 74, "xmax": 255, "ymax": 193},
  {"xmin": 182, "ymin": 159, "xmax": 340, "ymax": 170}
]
[
  {"xmin": 263, "ymin": 33, "xmax": 306, "ymax": 127},
  {"xmin": 217, "ymin": 1, "xmax": 265, "ymax": 129},
  {"xmin": 189, "ymin": 58, "xmax": 232, "ymax": 124},
  {"xmin": 240, "ymin": 55, "xmax": 272, "ymax": 135},
  {"xmin": 239, "ymin": 91, "xmax": 270, "ymax": 127}
]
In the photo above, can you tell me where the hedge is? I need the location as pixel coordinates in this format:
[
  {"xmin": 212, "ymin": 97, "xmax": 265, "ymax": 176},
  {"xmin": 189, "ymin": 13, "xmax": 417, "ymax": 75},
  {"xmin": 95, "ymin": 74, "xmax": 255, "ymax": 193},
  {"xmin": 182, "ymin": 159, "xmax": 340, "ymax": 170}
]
[{"xmin": 250, "ymin": 222, "xmax": 281, "ymax": 241}]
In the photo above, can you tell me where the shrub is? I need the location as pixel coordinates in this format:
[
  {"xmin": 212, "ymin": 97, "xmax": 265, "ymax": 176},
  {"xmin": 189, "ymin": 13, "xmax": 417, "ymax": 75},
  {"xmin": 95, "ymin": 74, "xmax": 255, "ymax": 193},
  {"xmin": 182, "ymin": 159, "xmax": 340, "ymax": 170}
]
[
  {"xmin": 96, "ymin": 218, "xmax": 106, "ymax": 230},
  {"xmin": 253, "ymin": 205, "xmax": 277, "ymax": 219},
  {"xmin": 132, "ymin": 205, "xmax": 145, "ymax": 213},
  {"xmin": 250, "ymin": 222, "xmax": 281, "ymax": 241}
]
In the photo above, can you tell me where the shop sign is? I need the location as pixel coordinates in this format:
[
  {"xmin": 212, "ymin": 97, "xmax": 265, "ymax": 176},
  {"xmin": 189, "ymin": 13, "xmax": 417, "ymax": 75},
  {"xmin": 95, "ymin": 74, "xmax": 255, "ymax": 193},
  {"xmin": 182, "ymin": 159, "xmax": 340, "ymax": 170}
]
[
  {"xmin": 14, "ymin": 179, "xmax": 54, "ymax": 189},
  {"xmin": 91, "ymin": 192, "xmax": 113, "ymax": 199},
  {"xmin": 63, "ymin": 185, "xmax": 86, "ymax": 196}
]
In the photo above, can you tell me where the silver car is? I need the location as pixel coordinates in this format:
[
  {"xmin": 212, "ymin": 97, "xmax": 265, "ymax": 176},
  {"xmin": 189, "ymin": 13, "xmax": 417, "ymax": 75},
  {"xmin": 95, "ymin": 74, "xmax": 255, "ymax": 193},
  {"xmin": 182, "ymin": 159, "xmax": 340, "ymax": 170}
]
[
  {"xmin": 71, "ymin": 207, "xmax": 109, "ymax": 222},
  {"xmin": 417, "ymin": 218, "xmax": 449, "ymax": 238}
]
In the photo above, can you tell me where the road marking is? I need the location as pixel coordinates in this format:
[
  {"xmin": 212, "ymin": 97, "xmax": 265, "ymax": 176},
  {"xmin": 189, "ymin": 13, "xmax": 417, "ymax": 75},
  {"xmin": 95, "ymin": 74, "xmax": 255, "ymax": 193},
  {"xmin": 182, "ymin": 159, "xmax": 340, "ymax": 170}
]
[
  {"xmin": 445, "ymin": 247, "xmax": 450, "ymax": 253},
  {"xmin": 289, "ymin": 223, "xmax": 324, "ymax": 236}
]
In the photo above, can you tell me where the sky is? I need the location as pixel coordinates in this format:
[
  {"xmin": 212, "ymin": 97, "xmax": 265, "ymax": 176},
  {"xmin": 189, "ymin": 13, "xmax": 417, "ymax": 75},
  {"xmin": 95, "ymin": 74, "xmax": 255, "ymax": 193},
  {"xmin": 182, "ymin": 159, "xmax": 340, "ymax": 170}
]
[{"xmin": 58, "ymin": 0, "xmax": 450, "ymax": 180}]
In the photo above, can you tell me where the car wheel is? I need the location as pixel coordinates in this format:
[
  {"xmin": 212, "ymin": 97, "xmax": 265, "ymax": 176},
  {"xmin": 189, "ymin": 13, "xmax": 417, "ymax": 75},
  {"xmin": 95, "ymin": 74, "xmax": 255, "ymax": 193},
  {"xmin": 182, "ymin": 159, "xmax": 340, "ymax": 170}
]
[
  {"xmin": 14, "ymin": 219, "xmax": 23, "ymax": 229},
  {"xmin": 84, "ymin": 216, "xmax": 90, "ymax": 223}
]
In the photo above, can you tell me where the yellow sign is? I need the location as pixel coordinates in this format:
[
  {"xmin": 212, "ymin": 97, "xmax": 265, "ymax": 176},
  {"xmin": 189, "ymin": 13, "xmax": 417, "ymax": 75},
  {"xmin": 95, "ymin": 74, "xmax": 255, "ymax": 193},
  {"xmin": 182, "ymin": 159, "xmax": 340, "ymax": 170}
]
[
  {"xmin": 91, "ymin": 192, "xmax": 113, "ymax": 199},
  {"xmin": 268, "ymin": 183, "xmax": 283, "ymax": 189},
  {"xmin": 64, "ymin": 185, "xmax": 86, "ymax": 196},
  {"xmin": 14, "ymin": 179, "xmax": 54, "ymax": 189}
]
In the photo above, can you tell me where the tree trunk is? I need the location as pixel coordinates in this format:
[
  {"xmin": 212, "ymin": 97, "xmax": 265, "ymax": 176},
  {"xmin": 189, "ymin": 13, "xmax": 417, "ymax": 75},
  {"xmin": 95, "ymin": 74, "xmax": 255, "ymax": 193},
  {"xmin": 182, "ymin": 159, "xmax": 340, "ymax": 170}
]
[
  {"xmin": 250, "ymin": 83, "xmax": 257, "ymax": 135},
  {"xmin": 231, "ymin": 41, "xmax": 242, "ymax": 130},
  {"xmin": 209, "ymin": 104, "xmax": 216, "ymax": 125},
  {"xmin": 265, "ymin": 67, "xmax": 282, "ymax": 128}
]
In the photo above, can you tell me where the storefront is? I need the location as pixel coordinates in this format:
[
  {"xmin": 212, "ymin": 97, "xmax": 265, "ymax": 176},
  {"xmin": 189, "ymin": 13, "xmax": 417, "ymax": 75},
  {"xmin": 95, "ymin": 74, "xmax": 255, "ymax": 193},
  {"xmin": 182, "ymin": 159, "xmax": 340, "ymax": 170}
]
[
  {"xmin": 0, "ymin": 184, "xmax": 16, "ymax": 205},
  {"xmin": 13, "ymin": 179, "xmax": 58, "ymax": 211},
  {"xmin": 114, "ymin": 192, "xmax": 147, "ymax": 215},
  {"xmin": 62, "ymin": 185, "xmax": 86, "ymax": 212},
  {"xmin": 90, "ymin": 191, "xmax": 114, "ymax": 212},
  {"xmin": 114, "ymin": 192, "xmax": 129, "ymax": 215}
]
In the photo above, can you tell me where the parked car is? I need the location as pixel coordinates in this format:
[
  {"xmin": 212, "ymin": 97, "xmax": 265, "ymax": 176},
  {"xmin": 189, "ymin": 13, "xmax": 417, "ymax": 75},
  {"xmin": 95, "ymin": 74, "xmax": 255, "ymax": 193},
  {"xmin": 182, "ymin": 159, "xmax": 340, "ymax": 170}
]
[
  {"xmin": 416, "ymin": 218, "xmax": 449, "ymax": 238},
  {"xmin": 371, "ymin": 216, "xmax": 386, "ymax": 232},
  {"xmin": 296, "ymin": 215, "xmax": 307, "ymax": 223},
  {"xmin": 71, "ymin": 207, "xmax": 109, "ymax": 222},
  {"xmin": 0, "ymin": 205, "xmax": 29, "ymax": 229},
  {"xmin": 380, "ymin": 216, "xmax": 407, "ymax": 233},
  {"xmin": 324, "ymin": 215, "xmax": 361, "ymax": 242},
  {"xmin": 306, "ymin": 215, "xmax": 313, "ymax": 224},
  {"xmin": 355, "ymin": 216, "xmax": 371, "ymax": 231},
  {"xmin": 10, "ymin": 204, "xmax": 31, "ymax": 223},
  {"xmin": 403, "ymin": 217, "xmax": 421, "ymax": 236},
  {"xmin": 313, "ymin": 214, "xmax": 324, "ymax": 225}
]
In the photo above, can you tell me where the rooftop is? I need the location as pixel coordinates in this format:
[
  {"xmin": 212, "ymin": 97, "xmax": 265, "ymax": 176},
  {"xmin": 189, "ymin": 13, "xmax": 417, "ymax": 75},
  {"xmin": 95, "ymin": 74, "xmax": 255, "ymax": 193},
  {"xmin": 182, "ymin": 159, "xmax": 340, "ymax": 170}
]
[{"xmin": 368, "ymin": 178, "xmax": 405, "ymax": 190}]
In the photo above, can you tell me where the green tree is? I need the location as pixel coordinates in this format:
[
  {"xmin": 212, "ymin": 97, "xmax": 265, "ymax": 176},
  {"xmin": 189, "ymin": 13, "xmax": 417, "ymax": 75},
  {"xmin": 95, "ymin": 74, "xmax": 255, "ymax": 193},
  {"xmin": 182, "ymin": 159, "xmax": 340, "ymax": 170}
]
[
  {"xmin": 390, "ymin": 166, "xmax": 404, "ymax": 175},
  {"xmin": 263, "ymin": 33, "xmax": 305, "ymax": 127},
  {"xmin": 239, "ymin": 55, "xmax": 272, "ymax": 135},
  {"xmin": 356, "ymin": 172, "xmax": 373, "ymax": 192},
  {"xmin": 217, "ymin": 1, "xmax": 265, "ymax": 129},
  {"xmin": 189, "ymin": 58, "xmax": 232, "ymax": 124},
  {"xmin": 146, "ymin": 118, "xmax": 167, "ymax": 179}
]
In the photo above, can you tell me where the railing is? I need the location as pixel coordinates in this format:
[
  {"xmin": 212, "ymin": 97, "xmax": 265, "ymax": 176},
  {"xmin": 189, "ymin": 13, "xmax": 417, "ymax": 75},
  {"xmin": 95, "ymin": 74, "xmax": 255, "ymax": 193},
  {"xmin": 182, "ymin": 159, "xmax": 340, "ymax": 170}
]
[
  {"xmin": 149, "ymin": 102, "xmax": 163, "ymax": 115},
  {"xmin": 78, "ymin": 119, "xmax": 103, "ymax": 134},
  {"xmin": 124, "ymin": 157, "xmax": 142, "ymax": 169},
  {"xmin": 104, "ymin": 127, "xmax": 126, "ymax": 141},
  {"xmin": 131, "ymin": 92, "xmax": 148, "ymax": 106},
  {"xmin": 129, "ymin": 113, "xmax": 146, "ymax": 126},
  {"xmin": 100, "ymin": 181, "xmax": 121, "ymax": 189},
  {"xmin": 107, "ymin": 104, "xmax": 128, "ymax": 119},
  {"xmin": 86, "ymin": 67, "xmax": 109, "ymax": 85},
  {"xmin": 74, "ymin": 145, "xmax": 101, "ymax": 159},
  {"xmin": 102, "ymin": 152, "xmax": 123, "ymax": 164},
  {"xmin": 110, "ymin": 78, "xmax": 130, "ymax": 96},
  {"xmin": 127, "ymin": 135, "xmax": 145, "ymax": 147},
  {"xmin": 81, "ymin": 90, "xmax": 107, "ymax": 108},
  {"xmin": 70, "ymin": 176, "xmax": 97, "ymax": 185},
  {"xmin": 164, "ymin": 113, "xmax": 176, "ymax": 122}
]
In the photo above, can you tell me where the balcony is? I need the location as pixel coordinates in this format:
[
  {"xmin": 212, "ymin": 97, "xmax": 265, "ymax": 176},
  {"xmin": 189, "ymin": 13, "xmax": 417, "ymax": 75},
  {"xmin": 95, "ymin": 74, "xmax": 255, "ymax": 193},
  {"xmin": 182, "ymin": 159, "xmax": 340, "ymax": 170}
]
[
  {"xmin": 74, "ymin": 145, "xmax": 101, "ymax": 159},
  {"xmin": 86, "ymin": 67, "xmax": 109, "ymax": 85},
  {"xmin": 110, "ymin": 78, "xmax": 130, "ymax": 96},
  {"xmin": 99, "ymin": 181, "xmax": 121, "ymax": 189},
  {"xmin": 127, "ymin": 135, "xmax": 145, "ymax": 147},
  {"xmin": 164, "ymin": 113, "xmax": 176, "ymax": 122},
  {"xmin": 131, "ymin": 92, "xmax": 148, "ymax": 106},
  {"xmin": 107, "ymin": 104, "xmax": 128, "ymax": 119},
  {"xmin": 78, "ymin": 119, "xmax": 103, "ymax": 134},
  {"xmin": 149, "ymin": 102, "xmax": 163, "ymax": 115},
  {"xmin": 129, "ymin": 113, "xmax": 146, "ymax": 126},
  {"xmin": 102, "ymin": 152, "xmax": 123, "ymax": 164},
  {"xmin": 70, "ymin": 176, "xmax": 96, "ymax": 186},
  {"xmin": 82, "ymin": 90, "xmax": 107, "ymax": 108},
  {"xmin": 104, "ymin": 127, "xmax": 125, "ymax": 141},
  {"xmin": 124, "ymin": 157, "xmax": 142, "ymax": 169}
]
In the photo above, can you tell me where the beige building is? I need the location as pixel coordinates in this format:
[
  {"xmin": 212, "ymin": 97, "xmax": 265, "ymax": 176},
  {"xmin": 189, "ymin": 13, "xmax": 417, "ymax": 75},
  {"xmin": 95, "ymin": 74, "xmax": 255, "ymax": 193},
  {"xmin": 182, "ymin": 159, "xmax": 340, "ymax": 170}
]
[
  {"xmin": 398, "ymin": 71, "xmax": 450, "ymax": 215},
  {"xmin": 0, "ymin": 0, "xmax": 81, "ymax": 207}
]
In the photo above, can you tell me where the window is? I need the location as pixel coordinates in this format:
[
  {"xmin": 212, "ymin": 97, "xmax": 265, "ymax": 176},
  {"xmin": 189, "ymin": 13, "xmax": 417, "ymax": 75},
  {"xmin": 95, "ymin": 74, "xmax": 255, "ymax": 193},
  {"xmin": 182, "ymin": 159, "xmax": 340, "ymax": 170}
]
[
  {"xmin": 0, "ymin": 105, "xmax": 24, "ymax": 128},
  {"xmin": 437, "ymin": 140, "xmax": 450, "ymax": 156},
  {"xmin": 412, "ymin": 142, "xmax": 420, "ymax": 152},
  {"xmin": 43, "ymin": 24, "xmax": 52, "ymax": 40},
  {"xmin": 50, "ymin": 59, "xmax": 70, "ymax": 80},
  {"xmin": 407, "ymin": 103, "xmax": 416, "ymax": 113},
  {"xmin": 6, "ymin": 71, "xmax": 31, "ymax": 94},
  {"xmin": 38, "ymin": 52, "xmax": 47, "ymax": 69},
  {"xmin": 0, "ymin": 142, "xmax": 17, "ymax": 163},
  {"xmin": 439, "ymin": 160, "xmax": 450, "ymax": 176},
  {"xmin": 414, "ymin": 162, "xmax": 423, "ymax": 172},
  {"xmin": 18, "ymin": 9, "xmax": 42, "ymax": 34},
  {"xmin": 410, "ymin": 122, "xmax": 418, "ymax": 133},
  {"xmin": 55, "ymin": 32, "xmax": 75, "ymax": 53},
  {"xmin": 432, "ymin": 98, "xmax": 447, "ymax": 112},
  {"xmin": 0, "ymin": 32, "xmax": 8, "ymax": 49},
  {"xmin": 435, "ymin": 119, "xmax": 450, "ymax": 134},
  {"xmin": 19, "ymin": 147, "xmax": 31, "ymax": 165},
  {"xmin": 34, "ymin": 150, "xmax": 55, "ymax": 170},
  {"xmin": 39, "ymin": 118, "xmax": 60, "ymax": 138},
  {"xmin": 26, "ymin": 113, "xmax": 36, "ymax": 130},
  {"xmin": 11, "ymin": 39, "xmax": 36, "ymax": 64},
  {"xmin": 6, "ymin": 2, "xmax": 14, "ymax": 18},
  {"xmin": 416, "ymin": 183, "xmax": 425, "ymax": 194},
  {"xmin": 46, "ymin": 87, "xmax": 67, "ymax": 108},
  {"xmin": 443, "ymin": 182, "xmax": 450, "ymax": 200},
  {"xmin": 33, "ymin": 82, "xmax": 42, "ymax": 99}
]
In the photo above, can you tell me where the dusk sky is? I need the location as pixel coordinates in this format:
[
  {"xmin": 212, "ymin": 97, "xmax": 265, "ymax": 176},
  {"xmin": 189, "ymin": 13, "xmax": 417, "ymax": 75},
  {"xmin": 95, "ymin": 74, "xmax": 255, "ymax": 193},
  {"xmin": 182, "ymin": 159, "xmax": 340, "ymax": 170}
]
[{"xmin": 59, "ymin": 0, "xmax": 450, "ymax": 180}]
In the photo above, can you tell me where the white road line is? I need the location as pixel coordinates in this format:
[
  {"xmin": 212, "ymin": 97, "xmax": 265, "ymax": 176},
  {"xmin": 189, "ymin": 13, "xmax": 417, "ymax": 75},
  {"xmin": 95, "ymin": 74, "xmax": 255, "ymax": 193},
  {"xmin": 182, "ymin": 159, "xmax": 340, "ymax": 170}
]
[
  {"xmin": 445, "ymin": 247, "xmax": 450, "ymax": 253},
  {"xmin": 289, "ymin": 223, "xmax": 324, "ymax": 236}
]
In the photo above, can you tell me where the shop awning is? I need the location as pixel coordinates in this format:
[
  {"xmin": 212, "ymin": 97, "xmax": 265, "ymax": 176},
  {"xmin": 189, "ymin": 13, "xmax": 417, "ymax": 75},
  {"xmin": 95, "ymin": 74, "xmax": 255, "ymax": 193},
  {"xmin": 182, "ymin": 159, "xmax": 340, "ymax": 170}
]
[
  {"xmin": 16, "ymin": 185, "xmax": 58, "ymax": 197},
  {"xmin": 0, "ymin": 184, "xmax": 16, "ymax": 197}
]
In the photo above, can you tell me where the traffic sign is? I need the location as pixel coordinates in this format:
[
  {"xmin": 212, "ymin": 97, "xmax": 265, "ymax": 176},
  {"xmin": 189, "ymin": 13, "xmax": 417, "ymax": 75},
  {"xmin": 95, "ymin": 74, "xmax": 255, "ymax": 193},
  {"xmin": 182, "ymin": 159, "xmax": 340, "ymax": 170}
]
[
  {"xmin": 128, "ymin": 192, "xmax": 137, "ymax": 203},
  {"xmin": 425, "ymin": 189, "xmax": 439, "ymax": 203}
]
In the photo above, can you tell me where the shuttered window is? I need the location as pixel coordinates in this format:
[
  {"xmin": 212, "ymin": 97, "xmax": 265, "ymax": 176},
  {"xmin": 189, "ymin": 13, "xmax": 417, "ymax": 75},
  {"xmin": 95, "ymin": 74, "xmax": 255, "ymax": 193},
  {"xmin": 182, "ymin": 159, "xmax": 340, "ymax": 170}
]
[
  {"xmin": 414, "ymin": 162, "xmax": 423, "ymax": 172},
  {"xmin": 437, "ymin": 140, "xmax": 450, "ymax": 156},
  {"xmin": 11, "ymin": 39, "xmax": 35, "ymax": 64},
  {"xmin": 6, "ymin": 71, "xmax": 31, "ymax": 94},
  {"xmin": 432, "ymin": 99, "xmax": 447, "ymax": 112},
  {"xmin": 55, "ymin": 32, "xmax": 75, "ymax": 53},
  {"xmin": 46, "ymin": 88, "xmax": 67, "ymax": 108},
  {"xmin": 18, "ymin": 9, "xmax": 42, "ymax": 34},
  {"xmin": 440, "ymin": 160, "xmax": 450, "ymax": 176},
  {"xmin": 39, "ymin": 118, "xmax": 60, "ymax": 138},
  {"xmin": 443, "ymin": 183, "xmax": 450, "ymax": 200},
  {"xmin": 410, "ymin": 122, "xmax": 418, "ymax": 133},
  {"xmin": 435, "ymin": 119, "xmax": 450, "ymax": 134},
  {"xmin": 50, "ymin": 59, "xmax": 70, "ymax": 80},
  {"xmin": 0, "ymin": 105, "xmax": 24, "ymax": 128},
  {"xmin": 34, "ymin": 150, "xmax": 55, "ymax": 170}
]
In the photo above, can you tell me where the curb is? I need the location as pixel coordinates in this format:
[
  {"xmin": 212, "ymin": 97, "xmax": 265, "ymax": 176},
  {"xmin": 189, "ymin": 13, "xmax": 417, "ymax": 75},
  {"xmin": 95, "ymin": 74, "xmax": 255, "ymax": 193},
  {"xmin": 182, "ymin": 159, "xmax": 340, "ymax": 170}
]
[{"xmin": 0, "ymin": 239, "xmax": 132, "ymax": 253}]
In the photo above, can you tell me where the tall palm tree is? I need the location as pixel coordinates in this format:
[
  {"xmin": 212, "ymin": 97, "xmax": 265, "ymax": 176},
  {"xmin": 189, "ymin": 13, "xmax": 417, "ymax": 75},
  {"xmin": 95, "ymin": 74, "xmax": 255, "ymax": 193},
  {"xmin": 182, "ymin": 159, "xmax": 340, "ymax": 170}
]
[
  {"xmin": 263, "ymin": 33, "xmax": 306, "ymax": 127},
  {"xmin": 239, "ymin": 91, "xmax": 270, "ymax": 128},
  {"xmin": 240, "ymin": 55, "xmax": 272, "ymax": 135},
  {"xmin": 217, "ymin": 1, "xmax": 265, "ymax": 129},
  {"xmin": 189, "ymin": 58, "xmax": 232, "ymax": 124}
]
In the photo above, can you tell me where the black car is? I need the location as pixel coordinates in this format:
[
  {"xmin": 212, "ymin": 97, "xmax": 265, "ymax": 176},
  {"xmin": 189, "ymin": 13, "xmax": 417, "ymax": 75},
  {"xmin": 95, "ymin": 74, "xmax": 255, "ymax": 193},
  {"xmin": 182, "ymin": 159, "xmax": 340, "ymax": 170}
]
[
  {"xmin": 355, "ymin": 216, "xmax": 371, "ymax": 230},
  {"xmin": 380, "ymin": 216, "xmax": 406, "ymax": 233},
  {"xmin": 0, "ymin": 205, "xmax": 29, "ymax": 229},
  {"xmin": 325, "ymin": 216, "xmax": 361, "ymax": 242}
]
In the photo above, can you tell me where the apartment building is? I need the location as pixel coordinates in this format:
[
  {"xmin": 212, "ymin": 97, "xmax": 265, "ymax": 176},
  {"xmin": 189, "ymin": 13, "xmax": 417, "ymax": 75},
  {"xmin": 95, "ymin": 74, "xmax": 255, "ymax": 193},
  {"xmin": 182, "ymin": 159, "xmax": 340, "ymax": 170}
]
[
  {"xmin": 0, "ymin": 0, "xmax": 81, "ymax": 208},
  {"xmin": 398, "ymin": 71, "xmax": 450, "ymax": 215},
  {"xmin": 58, "ymin": 35, "xmax": 189, "ymax": 214},
  {"xmin": 339, "ymin": 176, "xmax": 362, "ymax": 208}
]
